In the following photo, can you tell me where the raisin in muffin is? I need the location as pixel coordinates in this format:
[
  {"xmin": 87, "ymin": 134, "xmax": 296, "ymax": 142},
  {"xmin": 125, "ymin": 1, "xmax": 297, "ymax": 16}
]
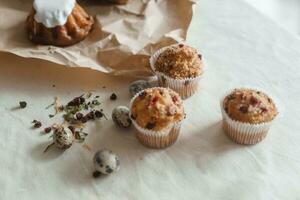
[
  {"xmin": 26, "ymin": 0, "xmax": 94, "ymax": 47},
  {"xmin": 130, "ymin": 87, "xmax": 185, "ymax": 149},
  {"xmin": 150, "ymin": 44, "xmax": 204, "ymax": 99},
  {"xmin": 221, "ymin": 88, "xmax": 278, "ymax": 145}
]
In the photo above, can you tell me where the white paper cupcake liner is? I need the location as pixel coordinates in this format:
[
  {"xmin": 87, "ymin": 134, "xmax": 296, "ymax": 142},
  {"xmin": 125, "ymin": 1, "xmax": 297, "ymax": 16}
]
[
  {"xmin": 149, "ymin": 44, "xmax": 204, "ymax": 99},
  {"xmin": 129, "ymin": 87, "xmax": 183, "ymax": 149},
  {"xmin": 220, "ymin": 87, "xmax": 280, "ymax": 145}
]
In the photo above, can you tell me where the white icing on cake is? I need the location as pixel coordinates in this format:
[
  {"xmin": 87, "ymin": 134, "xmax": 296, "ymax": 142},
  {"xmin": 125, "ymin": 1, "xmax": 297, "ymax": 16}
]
[{"xmin": 33, "ymin": 0, "xmax": 76, "ymax": 28}]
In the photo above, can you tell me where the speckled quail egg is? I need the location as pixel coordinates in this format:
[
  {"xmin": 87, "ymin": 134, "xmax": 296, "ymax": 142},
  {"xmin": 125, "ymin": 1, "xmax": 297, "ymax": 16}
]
[
  {"xmin": 129, "ymin": 80, "xmax": 151, "ymax": 97},
  {"xmin": 93, "ymin": 149, "xmax": 120, "ymax": 175},
  {"xmin": 112, "ymin": 106, "xmax": 132, "ymax": 128},
  {"xmin": 53, "ymin": 125, "xmax": 75, "ymax": 149}
]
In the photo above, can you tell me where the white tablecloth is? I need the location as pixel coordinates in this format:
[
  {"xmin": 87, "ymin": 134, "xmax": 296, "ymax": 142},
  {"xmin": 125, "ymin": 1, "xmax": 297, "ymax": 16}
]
[{"xmin": 1, "ymin": 0, "xmax": 300, "ymax": 199}]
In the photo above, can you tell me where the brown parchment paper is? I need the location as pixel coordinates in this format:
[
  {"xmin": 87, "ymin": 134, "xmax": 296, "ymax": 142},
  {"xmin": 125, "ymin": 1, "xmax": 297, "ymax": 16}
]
[{"xmin": 0, "ymin": 0, "xmax": 196, "ymax": 76}]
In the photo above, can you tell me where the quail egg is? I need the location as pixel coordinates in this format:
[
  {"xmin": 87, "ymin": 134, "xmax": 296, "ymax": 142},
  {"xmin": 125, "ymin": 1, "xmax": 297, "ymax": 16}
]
[
  {"xmin": 53, "ymin": 125, "xmax": 75, "ymax": 149},
  {"xmin": 129, "ymin": 80, "xmax": 151, "ymax": 97},
  {"xmin": 112, "ymin": 106, "xmax": 131, "ymax": 128},
  {"xmin": 93, "ymin": 149, "xmax": 120, "ymax": 175}
]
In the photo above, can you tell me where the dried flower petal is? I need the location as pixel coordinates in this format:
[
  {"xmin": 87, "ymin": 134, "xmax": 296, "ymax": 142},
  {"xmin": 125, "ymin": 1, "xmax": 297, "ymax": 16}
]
[
  {"xmin": 19, "ymin": 101, "xmax": 27, "ymax": 109},
  {"xmin": 44, "ymin": 127, "xmax": 52, "ymax": 133},
  {"xmin": 110, "ymin": 93, "xmax": 117, "ymax": 100},
  {"xmin": 33, "ymin": 121, "xmax": 42, "ymax": 128},
  {"xmin": 95, "ymin": 110, "xmax": 103, "ymax": 118}
]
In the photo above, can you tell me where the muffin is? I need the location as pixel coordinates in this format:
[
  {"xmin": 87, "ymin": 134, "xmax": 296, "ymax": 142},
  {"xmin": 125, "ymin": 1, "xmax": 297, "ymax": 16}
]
[
  {"xmin": 26, "ymin": 0, "xmax": 94, "ymax": 47},
  {"xmin": 130, "ymin": 87, "xmax": 185, "ymax": 149},
  {"xmin": 221, "ymin": 88, "xmax": 278, "ymax": 145},
  {"xmin": 150, "ymin": 44, "xmax": 204, "ymax": 99}
]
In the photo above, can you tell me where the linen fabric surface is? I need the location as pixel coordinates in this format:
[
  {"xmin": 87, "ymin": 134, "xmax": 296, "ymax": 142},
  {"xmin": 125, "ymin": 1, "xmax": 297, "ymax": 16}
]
[{"xmin": 0, "ymin": 0, "xmax": 300, "ymax": 199}]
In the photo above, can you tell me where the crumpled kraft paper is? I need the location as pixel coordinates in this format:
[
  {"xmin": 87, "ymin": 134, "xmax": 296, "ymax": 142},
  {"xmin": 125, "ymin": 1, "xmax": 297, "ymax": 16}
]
[{"xmin": 0, "ymin": 0, "xmax": 196, "ymax": 76}]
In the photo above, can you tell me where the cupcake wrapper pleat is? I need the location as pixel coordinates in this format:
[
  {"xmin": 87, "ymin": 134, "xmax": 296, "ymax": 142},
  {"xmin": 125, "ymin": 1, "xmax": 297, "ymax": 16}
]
[
  {"xmin": 156, "ymin": 74, "xmax": 200, "ymax": 99},
  {"xmin": 135, "ymin": 123, "xmax": 181, "ymax": 149},
  {"xmin": 223, "ymin": 120, "xmax": 269, "ymax": 144}
]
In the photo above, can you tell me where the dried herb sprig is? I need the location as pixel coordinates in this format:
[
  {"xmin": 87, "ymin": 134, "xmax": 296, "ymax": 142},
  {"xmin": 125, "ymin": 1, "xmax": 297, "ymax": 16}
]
[{"xmin": 41, "ymin": 93, "xmax": 106, "ymax": 152}]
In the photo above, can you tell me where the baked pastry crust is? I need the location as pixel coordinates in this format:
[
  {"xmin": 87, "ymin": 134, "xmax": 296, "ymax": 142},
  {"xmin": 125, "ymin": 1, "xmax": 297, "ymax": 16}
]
[
  {"xmin": 131, "ymin": 88, "xmax": 184, "ymax": 131},
  {"xmin": 155, "ymin": 44, "xmax": 203, "ymax": 79},
  {"xmin": 223, "ymin": 88, "xmax": 278, "ymax": 124},
  {"xmin": 26, "ymin": 3, "xmax": 94, "ymax": 47}
]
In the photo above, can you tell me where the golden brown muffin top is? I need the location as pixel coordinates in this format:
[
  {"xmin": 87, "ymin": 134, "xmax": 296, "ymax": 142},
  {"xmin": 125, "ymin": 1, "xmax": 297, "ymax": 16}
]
[
  {"xmin": 223, "ymin": 89, "xmax": 278, "ymax": 124},
  {"xmin": 155, "ymin": 44, "xmax": 203, "ymax": 79},
  {"xmin": 131, "ymin": 88, "xmax": 184, "ymax": 132}
]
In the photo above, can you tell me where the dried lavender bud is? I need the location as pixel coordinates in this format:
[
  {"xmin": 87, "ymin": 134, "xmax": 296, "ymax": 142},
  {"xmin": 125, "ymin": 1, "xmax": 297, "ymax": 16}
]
[
  {"xmin": 179, "ymin": 44, "xmax": 184, "ymax": 48},
  {"xmin": 19, "ymin": 101, "xmax": 27, "ymax": 109},
  {"xmin": 67, "ymin": 96, "xmax": 85, "ymax": 107},
  {"xmin": 81, "ymin": 116, "xmax": 88, "ymax": 123},
  {"xmin": 78, "ymin": 97, "xmax": 85, "ymax": 104},
  {"xmin": 110, "ymin": 93, "xmax": 117, "ymax": 101},
  {"xmin": 44, "ymin": 127, "xmax": 52, "ymax": 133},
  {"xmin": 198, "ymin": 54, "xmax": 202, "ymax": 59},
  {"xmin": 33, "ymin": 121, "xmax": 42, "ymax": 128},
  {"xmin": 75, "ymin": 113, "xmax": 84, "ymax": 120},
  {"xmin": 86, "ymin": 111, "xmax": 95, "ymax": 120},
  {"xmin": 95, "ymin": 110, "xmax": 103, "ymax": 118},
  {"xmin": 145, "ymin": 122, "xmax": 156, "ymax": 130}
]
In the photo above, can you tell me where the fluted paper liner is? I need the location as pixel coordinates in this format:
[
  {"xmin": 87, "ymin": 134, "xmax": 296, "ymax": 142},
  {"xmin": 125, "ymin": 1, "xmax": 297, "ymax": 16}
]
[
  {"xmin": 220, "ymin": 88, "xmax": 279, "ymax": 145},
  {"xmin": 129, "ymin": 87, "xmax": 183, "ymax": 149},
  {"xmin": 150, "ymin": 44, "xmax": 204, "ymax": 99}
]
